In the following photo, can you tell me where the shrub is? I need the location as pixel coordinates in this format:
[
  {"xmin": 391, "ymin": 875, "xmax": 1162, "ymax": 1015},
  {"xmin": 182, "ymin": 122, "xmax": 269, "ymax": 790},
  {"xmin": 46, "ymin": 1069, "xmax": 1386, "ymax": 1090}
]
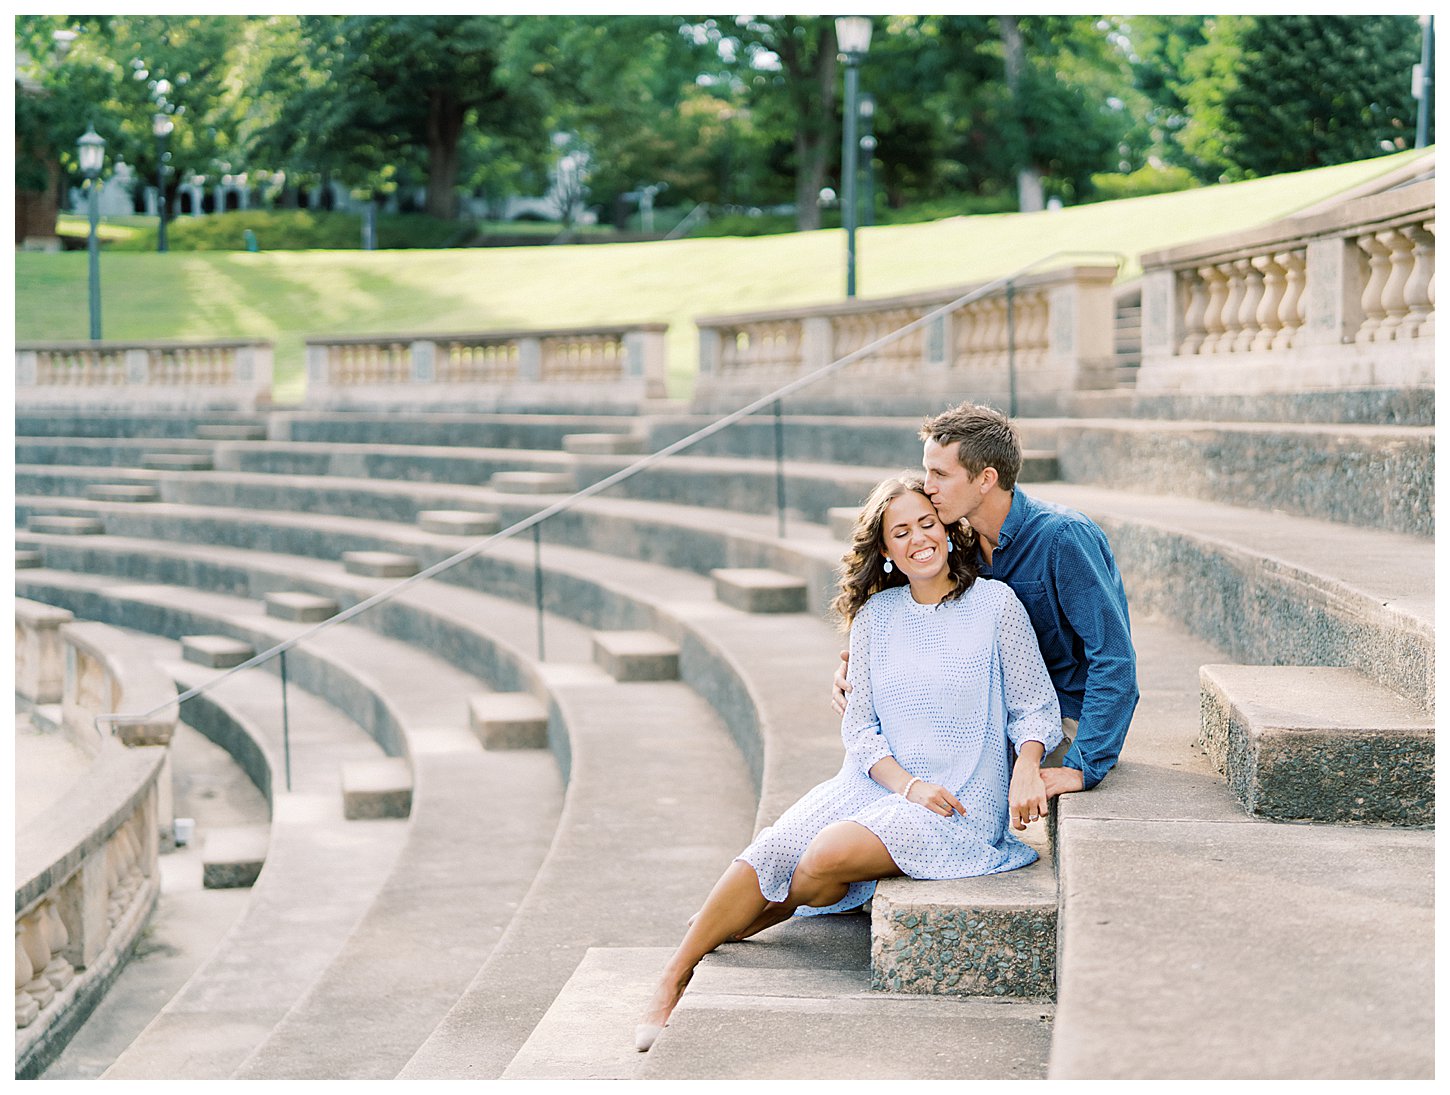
[
  {"xmin": 104, "ymin": 209, "xmax": 470, "ymax": 251},
  {"xmin": 1086, "ymin": 164, "xmax": 1200, "ymax": 203}
]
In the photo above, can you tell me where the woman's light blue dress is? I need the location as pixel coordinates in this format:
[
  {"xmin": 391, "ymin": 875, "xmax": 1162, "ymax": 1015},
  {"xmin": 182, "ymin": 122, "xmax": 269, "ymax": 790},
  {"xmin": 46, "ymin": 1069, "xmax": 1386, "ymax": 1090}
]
[{"xmin": 739, "ymin": 579, "xmax": 1063, "ymax": 915}]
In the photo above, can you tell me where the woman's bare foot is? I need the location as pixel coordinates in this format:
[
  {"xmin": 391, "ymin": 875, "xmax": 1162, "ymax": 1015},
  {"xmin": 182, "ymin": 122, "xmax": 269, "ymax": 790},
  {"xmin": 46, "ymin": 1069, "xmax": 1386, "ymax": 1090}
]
[
  {"xmin": 636, "ymin": 967, "xmax": 692, "ymax": 1051},
  {"xmin": 731, "ymin": 901, "xmax": 795, "ymax": 941}
]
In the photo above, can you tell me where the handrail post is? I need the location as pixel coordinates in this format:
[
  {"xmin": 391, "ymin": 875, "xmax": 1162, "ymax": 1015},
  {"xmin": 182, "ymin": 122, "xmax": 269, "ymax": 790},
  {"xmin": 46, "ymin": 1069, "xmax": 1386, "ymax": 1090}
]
[
  {"xmin": 773, "ymin": 399, "xmax": 787, "ymax": 539},
  {"xmin": 533, "ymin": 524, "xmax": 546, "ymax": 661},
  {"xmin": 1006, "ymin": 279, "xmax": 1018, "ymax": 418},
  {"xmin": 280, "ymin": 650, "xmax": 292, "ymax": 793}
]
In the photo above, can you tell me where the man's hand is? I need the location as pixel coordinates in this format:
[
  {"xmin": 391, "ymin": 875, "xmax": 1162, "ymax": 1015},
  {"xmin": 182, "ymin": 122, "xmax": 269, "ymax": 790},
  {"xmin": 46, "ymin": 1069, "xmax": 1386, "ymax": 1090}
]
[
  {"xmin": 831, "ymin": 649, "xmax": 851, "ymax": 715},
  {"xmin": 1041, "ymin": 767, "xmax": 1084, "ymax": 799}
]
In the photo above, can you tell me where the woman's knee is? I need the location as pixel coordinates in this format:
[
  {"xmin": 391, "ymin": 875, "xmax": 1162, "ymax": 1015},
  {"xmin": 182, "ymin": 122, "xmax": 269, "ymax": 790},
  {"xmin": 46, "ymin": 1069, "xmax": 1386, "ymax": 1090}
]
[{"xmin": 797, "ymin": 822, "xmax": 877, "ymax": 883}]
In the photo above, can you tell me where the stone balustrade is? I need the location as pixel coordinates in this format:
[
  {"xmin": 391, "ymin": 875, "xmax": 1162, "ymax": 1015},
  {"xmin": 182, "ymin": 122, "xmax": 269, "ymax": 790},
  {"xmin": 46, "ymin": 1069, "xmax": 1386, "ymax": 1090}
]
[
  {"xmin": 1138, "ymin": 178, "xmax": 1434, "ymax": 392},
  {"xmin": 691, "ymin": 264, "xmax": 1118, "ymax": 414},
  {"xmin": 17, "ymin": 599, "xmax": 74, "ymax": 706},
  {"xmin": 304, "ymin": 323, "xmax": 669, "ymax": 410},
  {"xmin": 14, "ymin": 613, "xmax": 178, "ymax": 1075},
  {"xmin": 15, "ymin": 339, "xmax": 274, "ymax": 411},
  {"xmin": 61, "ymin": 621, "xmax": 180, "ymax": 749}
]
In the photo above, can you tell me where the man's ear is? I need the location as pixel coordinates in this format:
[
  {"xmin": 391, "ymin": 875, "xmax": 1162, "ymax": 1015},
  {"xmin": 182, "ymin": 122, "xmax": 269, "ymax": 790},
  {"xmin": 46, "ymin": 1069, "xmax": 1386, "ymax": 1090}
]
[{"xmin": 981, "ymin": 466, "xmax": 1000, "ymax": 492}]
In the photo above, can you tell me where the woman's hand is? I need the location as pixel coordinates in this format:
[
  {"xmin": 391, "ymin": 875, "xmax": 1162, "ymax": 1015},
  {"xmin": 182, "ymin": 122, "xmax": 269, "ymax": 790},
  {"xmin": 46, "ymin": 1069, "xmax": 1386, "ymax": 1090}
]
[
  {"xmin": 831, "ymin": 649, "xmax": 851, "ymax": 715},
  {"xmin": 905, "ymin": 779, "xmax": 965, "ymax": 818},
  {"xmin": 1009, "ymin": 759, "xmax": 1048, "ymax": 831}
]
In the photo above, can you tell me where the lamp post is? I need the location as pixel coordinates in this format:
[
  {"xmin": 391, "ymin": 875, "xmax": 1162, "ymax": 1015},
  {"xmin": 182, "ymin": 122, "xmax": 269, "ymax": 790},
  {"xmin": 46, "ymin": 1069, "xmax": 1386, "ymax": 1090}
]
[
  {"xmin": 836, "ymin": 16, "xmax": 872, "ymax": 298},
  {"xmin": 1414, "ymin": 15, "xmax": 1435, "ymax": 149},
  {"xmin": 77, "ymin": 126, "xmax": 106, "ymax": 340},
  {"xmin": 859, "ymin": 92, "xmax": 877, "ymax": 228},
  {"xmin": 153, "ymin": 112, "xmax": 173, "ymax": 252}
]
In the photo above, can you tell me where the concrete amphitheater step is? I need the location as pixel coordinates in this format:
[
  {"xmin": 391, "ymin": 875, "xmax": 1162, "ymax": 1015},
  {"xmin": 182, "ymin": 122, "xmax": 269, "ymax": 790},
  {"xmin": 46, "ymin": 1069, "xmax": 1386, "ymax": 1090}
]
[
  {"xmin": 80, "ymin": 636, "xmax": 411, "ymax": 1080},
  {"xmin": 1028, "ymin": 482, "xmax": 1433, "ymax": 713},
  {"xmin": 396, "ymin": 676, "xmax": 755, "ymax": 1079},
  {"xmin": 18, "ymin": 570, "xmax": 567, "ymax": 1080},
  {"xmin": 1048, "ymin": 615, "xmax": 1433, "ymax": 1079},
  {"xmin": 1052, "ymin": 418, "xmax": 1433, "ymax": 536},
  {"xmin": 14, "ymin": 410, "xmax": 268, "ymax": 441},
  {"xmin": 636, "ymin": 915, "xmax": 1054, "ymax": 1080},
  {"xmin": 14, "ymin": 437, "xmax": 218, "ymax": 467},
  {"xmin": 270, "ymin": 410, "xmax": 641, "ymax": 449},
  {"xmin": 1066, "ymin": 386, "xmax": 1434, "ymax": 426},
  {"xmin": 641, "ymin": 412, "xmax": 1065, "ymax": 467},
  {"xmin": 1199, "ymin": 664, "xmax": 1434, "ymax": 826}
]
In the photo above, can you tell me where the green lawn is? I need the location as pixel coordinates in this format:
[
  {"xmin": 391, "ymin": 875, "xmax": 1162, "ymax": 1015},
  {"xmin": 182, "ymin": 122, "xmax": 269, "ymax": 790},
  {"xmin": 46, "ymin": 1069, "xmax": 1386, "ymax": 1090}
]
[{"xmin": 16, "ymin": 150, "xmax": 1426, "ymax": 402}]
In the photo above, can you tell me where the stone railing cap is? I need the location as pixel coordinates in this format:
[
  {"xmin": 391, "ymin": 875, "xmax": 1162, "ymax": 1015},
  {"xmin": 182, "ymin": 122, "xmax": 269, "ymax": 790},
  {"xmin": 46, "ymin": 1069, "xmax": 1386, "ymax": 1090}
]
[
  {"xmin": 696, "ymin": 262, "xmax": 1120, "ymax": 327},
  {"xmin": 16, "ymin": 597, "xmax": 75, "ymax": 627},
  {"xmin": 60, "ymin": 620, "xmax": 181, "ymax": 734},
  {"xmin": 305, "ymin": 322, "xmax": 668, "ymax": 347},
  {"xmin": 16, "ymin": 338, "xmax": 271, "ymax": 352},
  {"xmin": 1142, "ymin": 176, "xmax": 1435, "ymax": 270}
]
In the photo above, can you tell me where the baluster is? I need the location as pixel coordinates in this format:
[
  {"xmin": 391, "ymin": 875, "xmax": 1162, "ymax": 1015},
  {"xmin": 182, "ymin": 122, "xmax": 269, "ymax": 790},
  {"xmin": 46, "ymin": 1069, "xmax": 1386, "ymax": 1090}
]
[
  {"xmin": 1356, "ymin": 233, "xmax": 1392, "ymax": 343},
  {"xmin": 1176, "ymin": 270, "xmax": 1208, "ymax": 356},
  {"xmin": 1233, "ymin": 258, "xmax": 1264, "ymax": 352},
  {"xmin": 20, "ymin": 911, "xmax": 55, "ymax": 1011},
  {"xmin": 1271, "ymin": 250, "xmax": 1306, "ymax": 350},
  {"xmin": 1408, "ymin": 220, "xmax": 1435, "ymax": 340},
  {"xmin": 1374, "ymin": 227, "xmax": 1415, "ymax": 341},
  {"xmin": 1250, "ymin": 254, "xmax": 1285, "ymax": 351},
  {"xmin": 1214, "ymin": 261, "xmax": 1245, "ymax": 353},
  {"xmin": 1195, "ymin": 266, "xmax": 1225, "ymax": 354},
  {"xmin": 1395, "ymin": 223, "xmax": 1434, "ymax": 339},
  {"xmin": 42, "ymin": 902, "xmax": 74, "ymax": 992},
  {"xmin": 16, "ymin": 928, "xmax": 39, "ymax": 1028}
]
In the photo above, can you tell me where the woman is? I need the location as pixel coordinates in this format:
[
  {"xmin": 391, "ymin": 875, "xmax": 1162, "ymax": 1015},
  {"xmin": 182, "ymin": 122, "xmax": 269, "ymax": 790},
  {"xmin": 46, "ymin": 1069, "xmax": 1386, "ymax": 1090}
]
[{"xmin": 636, "ymin": 475, "xmax": 1061, "ymax": 1051}]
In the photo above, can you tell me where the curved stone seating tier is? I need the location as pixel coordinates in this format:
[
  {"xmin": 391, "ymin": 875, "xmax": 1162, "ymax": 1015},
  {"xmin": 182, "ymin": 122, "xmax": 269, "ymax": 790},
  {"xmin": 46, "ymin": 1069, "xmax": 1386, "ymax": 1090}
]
[
  {"xmin": 14, "ymin": 412, "xmax": 268, "ymax": 441},
  {"xmin": 1026, "ymin": 483, "xmax": 1434, "ymax": 714},
  {"xmin": 1053, "ymin": 419, "xmax": 1433, "ymax": 537},
  {"xmin": 272, "ymin": 411, "xmax": 643, "ymax": 450},
  {"xmin": 17, "ymin": 569, "xmax": 567, "ymax": 1080},
  {"xmin": 98, "ymin": 634, "xmax": 412, "ymax": 1076},
  {"xmin": 15, "ymin": 737, "xmax": 166, "ymax": 1078},
  {"xmin": 14, "ymin": 438, "xmax": 219, "ymax": 467},
  {"xmin": 1067, "ymin": 385, "xmax": 1434, "ymax": 427}
]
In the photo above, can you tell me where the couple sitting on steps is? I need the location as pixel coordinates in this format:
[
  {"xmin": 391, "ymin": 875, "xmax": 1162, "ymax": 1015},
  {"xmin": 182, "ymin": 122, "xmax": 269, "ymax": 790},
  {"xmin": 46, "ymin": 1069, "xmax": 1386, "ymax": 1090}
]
[{"xmin": 636, "ymin": 400, "xmax": 1140, "ymax": 1052}]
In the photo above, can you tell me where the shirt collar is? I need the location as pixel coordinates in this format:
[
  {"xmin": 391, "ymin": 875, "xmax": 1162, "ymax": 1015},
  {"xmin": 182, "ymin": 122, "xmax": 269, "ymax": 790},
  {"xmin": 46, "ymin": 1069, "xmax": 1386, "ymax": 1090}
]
[{"xmin": 995, "ymin": 487, "xmax": 1030, "ymax": 552}]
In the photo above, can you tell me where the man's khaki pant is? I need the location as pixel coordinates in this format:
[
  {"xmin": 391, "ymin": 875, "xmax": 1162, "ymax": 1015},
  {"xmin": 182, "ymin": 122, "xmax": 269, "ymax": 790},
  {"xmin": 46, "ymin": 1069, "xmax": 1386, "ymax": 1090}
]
[{"xmin": 1044, "ymin": 717, "xmax": 1078, "ymax": 768}]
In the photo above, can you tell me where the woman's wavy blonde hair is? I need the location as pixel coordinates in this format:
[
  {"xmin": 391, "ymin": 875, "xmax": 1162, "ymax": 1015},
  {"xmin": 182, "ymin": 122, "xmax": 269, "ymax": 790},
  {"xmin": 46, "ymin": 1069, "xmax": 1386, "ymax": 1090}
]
[{"xmin": 831, "ymin": 474, "xmax": 979, "ymax": 630}]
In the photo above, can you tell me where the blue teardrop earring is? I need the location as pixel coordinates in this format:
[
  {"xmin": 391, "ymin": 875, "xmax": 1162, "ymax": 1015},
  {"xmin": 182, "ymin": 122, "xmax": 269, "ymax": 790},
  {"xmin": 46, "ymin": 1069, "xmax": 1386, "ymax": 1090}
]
[
  {"xmin": 946, "ymin": 539, "xmax": 954, "ymax": 553},
  {"xmin": 883, "ymin": 559, "xmax": 893, "ymax": 574}
]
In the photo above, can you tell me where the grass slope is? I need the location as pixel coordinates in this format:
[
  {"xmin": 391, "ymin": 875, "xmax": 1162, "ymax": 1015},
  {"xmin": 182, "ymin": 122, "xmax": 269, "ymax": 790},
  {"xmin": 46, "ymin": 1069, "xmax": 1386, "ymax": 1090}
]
[{"xmin": 15, "ymin": 150, "xmax": 1426, "ymax": 401}]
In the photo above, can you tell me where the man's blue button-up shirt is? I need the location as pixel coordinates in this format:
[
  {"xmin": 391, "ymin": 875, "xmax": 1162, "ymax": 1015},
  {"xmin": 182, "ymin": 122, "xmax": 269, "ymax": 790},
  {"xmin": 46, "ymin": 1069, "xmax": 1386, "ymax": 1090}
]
[{"xmin": 977, "ymin": 488, "xmax": 1139, "ymax": 788}]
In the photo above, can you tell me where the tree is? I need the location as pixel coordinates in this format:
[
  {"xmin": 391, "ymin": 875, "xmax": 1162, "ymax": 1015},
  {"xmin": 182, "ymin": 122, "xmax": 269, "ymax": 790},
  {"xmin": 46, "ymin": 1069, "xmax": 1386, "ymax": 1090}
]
[
  {"xmin": 16, "ymin": 15, "xmax": 252, "ymax": 223},
  {"xmin": 1177, "ymin": 15, "xmax": 1423, "ymax": 181},
  {"xmin": 265, "ymin": 15, "xmax": 546, "ymax": 219}
]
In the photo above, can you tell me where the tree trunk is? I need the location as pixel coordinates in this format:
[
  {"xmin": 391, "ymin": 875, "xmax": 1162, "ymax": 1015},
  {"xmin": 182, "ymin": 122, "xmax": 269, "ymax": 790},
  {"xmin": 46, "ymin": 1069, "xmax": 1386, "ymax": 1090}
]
[
  {"xmin": 782, "ymin": 20, "xmax": 838, "ymax": 231},
  {"xmin": 424, "ymin": 89, "xmax": 464, "ymax": 221},
  {"xmin": 999, "ymin": 15, "xmax": 1044, "ymax": 212}
]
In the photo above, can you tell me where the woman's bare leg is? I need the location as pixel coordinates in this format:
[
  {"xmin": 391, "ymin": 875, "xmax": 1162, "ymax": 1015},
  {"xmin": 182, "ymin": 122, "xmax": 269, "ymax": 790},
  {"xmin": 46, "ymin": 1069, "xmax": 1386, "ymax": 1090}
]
[
  {"xmin": 733, "ymin": 821, "xmax": 900, "ymax": 941},
  {"xmin": 638, "ymin": 859, "xmax": 771, "ymax": 1033}
]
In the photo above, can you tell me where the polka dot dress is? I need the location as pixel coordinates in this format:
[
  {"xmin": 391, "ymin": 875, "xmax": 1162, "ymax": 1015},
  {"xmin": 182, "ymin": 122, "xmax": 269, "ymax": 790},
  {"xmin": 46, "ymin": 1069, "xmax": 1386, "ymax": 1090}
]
[{"xmin": 739, "ymin": 580, "xmax": 1063, "ymax": 915}]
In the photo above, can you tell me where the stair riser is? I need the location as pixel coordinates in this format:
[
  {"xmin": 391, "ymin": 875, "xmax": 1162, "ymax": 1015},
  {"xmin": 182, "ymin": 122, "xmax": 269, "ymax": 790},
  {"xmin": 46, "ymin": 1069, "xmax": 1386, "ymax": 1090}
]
[
  {"xmin": 1057, "ymin": 427, "xmax": 1433, "ymax": 537},
  {"xmin": 871, "ymin": 904, "xmax": 1056, "ymax": 998},
  {"xmin": 1200, "ymin": 682, "xmax": 1434, "ymax": 827}
]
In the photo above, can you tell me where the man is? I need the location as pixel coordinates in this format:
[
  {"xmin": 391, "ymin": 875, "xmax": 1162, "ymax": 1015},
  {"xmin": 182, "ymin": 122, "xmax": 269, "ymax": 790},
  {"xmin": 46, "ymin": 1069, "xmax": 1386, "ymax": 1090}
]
[{"xmin": 834, "ymin": 401, "xmax": 1138, "ymax": 799}]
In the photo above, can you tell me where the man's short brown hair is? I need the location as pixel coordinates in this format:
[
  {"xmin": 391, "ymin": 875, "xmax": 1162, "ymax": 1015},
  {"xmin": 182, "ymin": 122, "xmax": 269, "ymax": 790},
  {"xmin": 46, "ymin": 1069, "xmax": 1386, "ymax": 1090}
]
[{"xmin": 919, "ymin": 402, "xmax": 1022, "ymax": 490}]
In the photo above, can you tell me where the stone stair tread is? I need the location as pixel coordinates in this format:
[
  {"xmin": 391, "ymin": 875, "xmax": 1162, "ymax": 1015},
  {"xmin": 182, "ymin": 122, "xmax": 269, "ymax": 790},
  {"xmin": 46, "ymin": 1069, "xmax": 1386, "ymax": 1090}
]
[
  {"xmin": 1199, "ymin": 664, "xmax": 1433, "ymax": 825},
  {"xmin": 263, "ymin": 590, "xmax": 338, "ymax": 622},
  {"xmin": 200, "ymin": 825, "xmax": 270, "ymax": 889},
  {"xmin": 20, "ymin": 567, "xmax": 567, "ymax": 1081},
  {"xmin": 14, "ymin": 524, "xmax": 602, "ymax": 668},
  {"xmin": 1032, "ymin": 482, "xmax": 1433, "ymax": 623},
  {"xmin": 398, "ymin": 677, "xmax": 755, "ymax": 1080},
  {"xmin": 99, "ymin": 644, "xmax": 409, "ymax": 1080}
]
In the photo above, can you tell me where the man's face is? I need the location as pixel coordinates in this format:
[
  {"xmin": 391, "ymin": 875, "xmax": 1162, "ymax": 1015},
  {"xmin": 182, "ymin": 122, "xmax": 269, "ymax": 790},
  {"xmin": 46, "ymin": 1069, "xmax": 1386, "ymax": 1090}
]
[{"xmin": 922, "ymin": 438, "xmax": 984, "ymax": 526}]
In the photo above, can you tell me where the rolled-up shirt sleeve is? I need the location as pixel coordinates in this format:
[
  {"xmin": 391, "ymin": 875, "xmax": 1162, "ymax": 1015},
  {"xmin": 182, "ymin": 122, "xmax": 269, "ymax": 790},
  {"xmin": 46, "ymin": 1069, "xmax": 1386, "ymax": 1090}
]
[
  {"xmin": 841, "ymin": 599, "xmax": 895, "ymax": 774},
  {"xmin": 997, "ymin": 587, "xmax": 1064, "ymax": 754},
  {"xmin": 1052, "ymin": 522, "xmax": 1139, "ymax": 788}
]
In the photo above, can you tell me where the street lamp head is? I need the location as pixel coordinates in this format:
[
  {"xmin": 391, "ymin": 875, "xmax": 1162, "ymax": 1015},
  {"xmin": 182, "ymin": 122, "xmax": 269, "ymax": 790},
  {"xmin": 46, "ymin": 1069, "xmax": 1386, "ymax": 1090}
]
[
  {"xmin": 153, "ymin": 113, "xmax": 174, "ymax": 139},
  {"xmin": 859, "ymin": 93, "xmax": 876, "ymax": 120},
  {"xmin": 77, "ymin": 126, "xmax": 106, "ymax": 178},
  {"xmin": 836, "ymin": 16, "xmax": 872, "ymax": 61}
]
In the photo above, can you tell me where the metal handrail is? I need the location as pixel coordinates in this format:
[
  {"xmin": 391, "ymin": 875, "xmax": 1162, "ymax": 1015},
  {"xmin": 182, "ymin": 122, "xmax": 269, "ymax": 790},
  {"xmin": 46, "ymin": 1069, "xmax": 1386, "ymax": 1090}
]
[{"xmin": 92, "ymin": 248, "xmax": 1123, "ymax": 735}]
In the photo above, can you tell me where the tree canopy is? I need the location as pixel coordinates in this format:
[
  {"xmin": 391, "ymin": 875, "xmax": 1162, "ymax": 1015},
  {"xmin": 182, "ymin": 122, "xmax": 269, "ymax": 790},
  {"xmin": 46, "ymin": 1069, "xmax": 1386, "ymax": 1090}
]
[{"xmin": 15, "ymin": 13, "xmax": 1433, "ymax": 233}]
